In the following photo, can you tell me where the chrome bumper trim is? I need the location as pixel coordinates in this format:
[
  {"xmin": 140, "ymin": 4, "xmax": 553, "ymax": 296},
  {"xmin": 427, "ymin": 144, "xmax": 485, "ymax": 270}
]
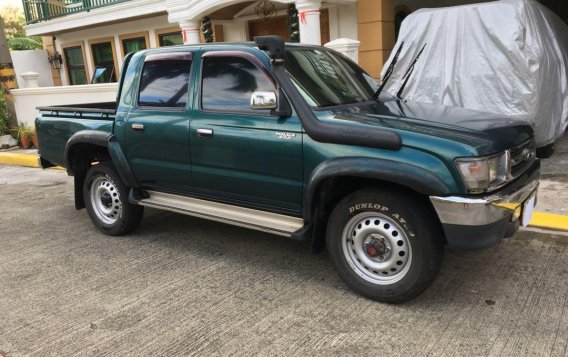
[{"xmin": 430, "ymin": 177, "xmax": 539, "ymax": 226}]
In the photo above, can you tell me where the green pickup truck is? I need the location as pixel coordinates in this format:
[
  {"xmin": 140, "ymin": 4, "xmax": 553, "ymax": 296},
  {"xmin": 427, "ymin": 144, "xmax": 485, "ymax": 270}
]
[{"xmin": 36, "ymin": 36, "xmax": 539, "ymax": 303}]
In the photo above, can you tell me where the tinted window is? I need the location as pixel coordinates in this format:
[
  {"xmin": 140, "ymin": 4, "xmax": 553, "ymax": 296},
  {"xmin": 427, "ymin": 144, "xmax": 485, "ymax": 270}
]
[
  {"xmin": 138, "ymin": 55, "xmax": 192, "ymax": 108},
  {"xmin": 201, "ymin": 56, "xmax": 275, "ymax": 112},
  {"xmin": 284, "ymin": 49, "xmax": 376, "ymax": 107}
]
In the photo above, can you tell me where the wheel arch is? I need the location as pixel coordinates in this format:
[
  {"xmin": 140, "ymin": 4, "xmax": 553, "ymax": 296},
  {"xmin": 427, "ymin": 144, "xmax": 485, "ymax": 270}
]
[
  {"xmin": 65, "ymin": 130, "xmax": 138, "ymax": 209},
  {"xmin": 305, "ymin": 157, "xmax": 451, "ymax": 252}
]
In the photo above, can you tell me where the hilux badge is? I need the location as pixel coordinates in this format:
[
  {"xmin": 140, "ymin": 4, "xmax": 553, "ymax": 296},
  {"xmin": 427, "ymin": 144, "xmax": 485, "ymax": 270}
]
[{"xmin": 276, "ymin": 132, "xmax": 296, "ymax": 140}]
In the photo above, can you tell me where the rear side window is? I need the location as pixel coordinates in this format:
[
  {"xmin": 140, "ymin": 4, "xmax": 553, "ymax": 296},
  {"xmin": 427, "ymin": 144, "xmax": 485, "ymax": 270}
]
[
  {"xmin": 138, "ymin": 52, "xmax": 192, "ymax": 108},
  {"xmin": 201, "ymin": 56, "xmax": 275, "ymax": 113}
]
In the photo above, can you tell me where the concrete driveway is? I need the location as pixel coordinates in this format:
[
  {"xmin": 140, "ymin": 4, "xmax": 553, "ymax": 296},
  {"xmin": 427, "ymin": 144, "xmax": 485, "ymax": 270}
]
[{"xmin": 0, "ymin": 166, "xmax": 567, "ymax": 356}]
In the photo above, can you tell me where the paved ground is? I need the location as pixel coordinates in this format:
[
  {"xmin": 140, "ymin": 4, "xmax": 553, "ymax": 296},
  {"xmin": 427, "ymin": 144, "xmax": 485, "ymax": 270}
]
[
  {"xmin": 537, "ymin": 134, "xmax": 568, "ymax": 215},
  {"xmin": 0, "ymin": 166, "xmax": 567, "ymax": 357}
]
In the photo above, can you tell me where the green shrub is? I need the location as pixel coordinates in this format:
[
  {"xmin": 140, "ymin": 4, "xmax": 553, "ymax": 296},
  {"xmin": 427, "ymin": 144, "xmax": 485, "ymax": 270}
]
[{"xmin": 0, "ymin": 90, "xmax": 10, "ymax": 136}]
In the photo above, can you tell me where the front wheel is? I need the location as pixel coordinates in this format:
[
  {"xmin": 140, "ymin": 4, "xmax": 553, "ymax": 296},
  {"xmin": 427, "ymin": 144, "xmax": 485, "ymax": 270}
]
[
  {"xmin": 83, "ymin": 162, "xmax": 144, "ymax": 236},
  {"xmin": 326, "ymin": 188, "xmax": 444, "ymax": 303}
]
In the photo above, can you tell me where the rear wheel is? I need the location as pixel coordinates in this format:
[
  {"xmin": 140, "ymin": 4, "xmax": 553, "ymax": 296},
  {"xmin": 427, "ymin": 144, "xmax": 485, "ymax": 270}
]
[
  {"xmin": 326, "ymin": 188, "xmax": 443, "ymax": 303},
  {"xmin": 83, "ymin": 162, "xmax": 143, "ymax": 235}
]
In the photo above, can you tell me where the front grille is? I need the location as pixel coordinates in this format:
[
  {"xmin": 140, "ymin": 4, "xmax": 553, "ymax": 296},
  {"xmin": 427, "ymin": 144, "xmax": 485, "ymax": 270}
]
[{"xmin": 510, "ymin": 140, "xmax": 535, "ymax": 178}]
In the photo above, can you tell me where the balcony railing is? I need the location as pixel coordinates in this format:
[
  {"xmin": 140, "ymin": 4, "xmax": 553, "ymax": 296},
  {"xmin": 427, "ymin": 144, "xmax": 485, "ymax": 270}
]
[{"xmin": 23, "ymin": 0, "xmax": 130, "ymax": 24}]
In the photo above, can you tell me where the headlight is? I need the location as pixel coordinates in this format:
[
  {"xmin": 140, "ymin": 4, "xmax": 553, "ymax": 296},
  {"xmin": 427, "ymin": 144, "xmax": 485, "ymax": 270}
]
[{"xmin": 455, "ymin": 151, "xmax": 510, "ymax": 193}]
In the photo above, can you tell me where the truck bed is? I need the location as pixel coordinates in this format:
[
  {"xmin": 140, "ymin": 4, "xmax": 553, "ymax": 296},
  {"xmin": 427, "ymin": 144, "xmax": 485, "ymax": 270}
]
[{"xmin": 35, "ymin": 102, "xmax": 116, "ymax": 168}]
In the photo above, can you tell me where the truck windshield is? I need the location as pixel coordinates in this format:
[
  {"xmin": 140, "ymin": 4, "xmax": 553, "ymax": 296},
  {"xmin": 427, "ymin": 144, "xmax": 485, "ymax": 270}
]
[{"xmin": 284, "ymin": 48, "xmax": 378, "ymax": 108}]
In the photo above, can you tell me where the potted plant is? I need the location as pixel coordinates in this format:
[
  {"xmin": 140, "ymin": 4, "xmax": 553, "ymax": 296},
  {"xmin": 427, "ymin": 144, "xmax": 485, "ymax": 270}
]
[
  {"xmin": 15, "ymin": 124, "xmax": 34, "ymax": 149},
  {"xmin": 32, "ymin": 128, "xmax": 39, "ymax": 148}
]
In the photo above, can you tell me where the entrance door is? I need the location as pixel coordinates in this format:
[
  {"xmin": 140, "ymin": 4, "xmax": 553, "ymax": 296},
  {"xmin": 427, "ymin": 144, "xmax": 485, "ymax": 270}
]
[{"xmin": 248, "ymin": 15, "xmax": 291, "ymax": 41}]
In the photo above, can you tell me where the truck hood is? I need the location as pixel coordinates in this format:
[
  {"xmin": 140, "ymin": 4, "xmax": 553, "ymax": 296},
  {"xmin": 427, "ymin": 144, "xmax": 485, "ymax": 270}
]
[{"xmin": 327, "ymin": 99, "xmax": 533, "ymax": 155}]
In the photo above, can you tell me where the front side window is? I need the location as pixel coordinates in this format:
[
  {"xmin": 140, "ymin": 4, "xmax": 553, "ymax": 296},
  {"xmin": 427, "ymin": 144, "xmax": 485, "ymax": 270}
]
[
  {"xmin": 91, "ymin": 41, "xmax": 116, "ymax": 83},
  {"xmin": 284, "ymin": 49, "xmax": 376, "ymax": 108},
  {"xmin": 138, "ymin": 53, "xmax": 192, "ymax": 108},
  {"xmin": 63, "ymin": 46, "xmax": 87, "ymax": 85},
  {"xmin": 201, "ymin": 56, "xmax": 276, "ymax": 113}
]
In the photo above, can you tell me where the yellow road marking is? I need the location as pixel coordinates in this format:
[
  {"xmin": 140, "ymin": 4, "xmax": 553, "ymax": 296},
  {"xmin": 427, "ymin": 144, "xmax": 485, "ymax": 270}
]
[
  {"xmin": 0, "ymin": 152, "xmax": 39, "ymax": 167},
  {"xmin": 528, "ymin": 212, "xmax": 568, "ymax": 231},
  {"xmin": 0, "ymin": 152, "xmax": 63, "ymax": 170}
]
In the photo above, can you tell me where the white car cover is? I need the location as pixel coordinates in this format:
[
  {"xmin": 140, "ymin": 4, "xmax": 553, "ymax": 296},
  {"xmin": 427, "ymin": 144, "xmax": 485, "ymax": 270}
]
[{"xmin": 379, "ymin": 0, "xmax": 568, "ymax": 147}]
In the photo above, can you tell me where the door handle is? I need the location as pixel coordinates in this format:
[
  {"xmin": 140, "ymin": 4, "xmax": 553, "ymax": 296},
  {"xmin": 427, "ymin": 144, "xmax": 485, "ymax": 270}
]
[
  {"xmin": 197, "ymin": 128, "xmax": 213, "ymax": 138},
  {"xmin": 131, "ymin": 123, "xmax": 144, "ymax": 132}
]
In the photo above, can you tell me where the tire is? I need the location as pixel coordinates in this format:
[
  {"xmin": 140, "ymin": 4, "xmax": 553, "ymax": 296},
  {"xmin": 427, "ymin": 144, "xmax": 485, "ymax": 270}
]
[
  {"xmin": 536, "ymin": 143, "xmax": 555, "ymax": 159},
  {"xmin": 83, "ymin": 162, "xmax": 144, "ymax": 236},
  {"xmin": 326, "ymin": 188, "xmax": 444, "ymax": 303}
]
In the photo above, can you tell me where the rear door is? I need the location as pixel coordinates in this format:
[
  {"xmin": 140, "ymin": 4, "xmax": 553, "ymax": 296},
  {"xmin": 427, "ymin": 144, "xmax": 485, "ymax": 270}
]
[
  {"xmin": 189, "ymin": 51, "xmax": 303, "ymax": 214},
  {"xmin": 123, "ymin": 51, "xmax": 194, "ymax": 192}
]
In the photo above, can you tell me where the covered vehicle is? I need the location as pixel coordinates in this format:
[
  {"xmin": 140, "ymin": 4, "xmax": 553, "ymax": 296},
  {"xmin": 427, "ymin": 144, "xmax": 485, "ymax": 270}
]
[{"xmin": 380, "ymin": 0, "xmax": 568, "ymax": 157}]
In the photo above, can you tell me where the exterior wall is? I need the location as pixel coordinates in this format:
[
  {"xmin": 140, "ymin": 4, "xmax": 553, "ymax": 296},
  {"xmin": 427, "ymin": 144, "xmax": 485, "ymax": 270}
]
[
  {"xmin": 10, "ymin": 50, "xmax": 55, "ymax": 88},
  {"xmin": 11, "ymin": 83, "xmax": 118, "ymax": 126},
  {"xmin": 219, "ymin": 3, "xmax": 357, "ymax": 43},
  {"xmin": 24, "ymin": 0, "xmax": 168, "ymax": 37},
  {"xmin": 54, "ymin": 15, "xmax": 177, "ymax": 85},
  {"xmin": 41, "ymin": 36, "xmax": 63, "ymax": 86},
  {"xmin": 357, "ymin": 0, "xmax": 395, "ymax": 79},
  {"xmin": 221, "ymin": 21, "xmax": 248, "ymax": 42},
  {"xmin": 328, "ymin": 3, "xmax": 358, "ymax": 40}
]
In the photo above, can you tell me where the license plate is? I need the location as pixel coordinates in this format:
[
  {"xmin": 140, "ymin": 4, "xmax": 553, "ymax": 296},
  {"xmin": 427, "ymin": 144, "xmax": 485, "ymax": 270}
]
[{"xmin": 521, "ymin": 193, "xmax": 536, "ymax": 227}]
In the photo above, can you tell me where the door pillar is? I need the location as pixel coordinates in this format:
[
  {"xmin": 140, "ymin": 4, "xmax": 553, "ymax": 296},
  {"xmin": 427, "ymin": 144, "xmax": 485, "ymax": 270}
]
[
  {"xmin": 295, "ymin": 0, "xmax": 321, "ymax": 45},
  {"xmin": 179, "ymin": 20, "xmax": 201, "ymax": 45}
]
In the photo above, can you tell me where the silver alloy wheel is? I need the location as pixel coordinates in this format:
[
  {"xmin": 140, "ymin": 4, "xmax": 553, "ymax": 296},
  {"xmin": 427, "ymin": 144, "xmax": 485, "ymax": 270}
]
[
  {"xmin": 90, "ymin": 175, "xmax": 122, "ymax": 225},
  {"xmin": 342, "ymin": 212, "xmax": 412, "ymax": 285}
]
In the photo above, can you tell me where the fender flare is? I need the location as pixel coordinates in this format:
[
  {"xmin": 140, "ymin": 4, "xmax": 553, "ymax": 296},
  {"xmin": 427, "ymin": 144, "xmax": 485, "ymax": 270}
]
[
  {"xmin": 303, "ymin": 157, "xmax": 453, "ymax": 221},
  {"xmin": 64, "ymin": 130, "xmax": 138, "ymax": 188}
]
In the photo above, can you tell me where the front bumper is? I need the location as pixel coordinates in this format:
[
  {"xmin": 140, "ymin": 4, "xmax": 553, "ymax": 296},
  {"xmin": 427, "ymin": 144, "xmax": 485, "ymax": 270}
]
[{"xmin": 430, "ymin": 160, "xmax": 540, "ymax": 250}]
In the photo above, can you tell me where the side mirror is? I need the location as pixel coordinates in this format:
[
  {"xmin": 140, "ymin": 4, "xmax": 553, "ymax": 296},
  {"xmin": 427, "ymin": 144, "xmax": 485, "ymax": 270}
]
[{"xmin": 250, "ymin": 91, "xmax": 277, "ymax": 110}]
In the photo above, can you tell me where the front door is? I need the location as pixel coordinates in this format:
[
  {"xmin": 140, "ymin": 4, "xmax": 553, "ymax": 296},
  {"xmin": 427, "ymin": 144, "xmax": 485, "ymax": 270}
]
[
  {"xmin": 190, "ymin": 52, "xmax": 303, "ymax": 214},
  {"xmin": 124, "ymin": 51, "xmax": 194, "ymax": 192}
]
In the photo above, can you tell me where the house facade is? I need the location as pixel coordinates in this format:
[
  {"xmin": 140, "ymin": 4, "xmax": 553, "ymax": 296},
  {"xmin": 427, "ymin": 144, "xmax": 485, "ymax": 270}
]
[
  {"xmin": 21, "ymin": 0, "xmax": 399, "ymax": 86},
  {"xmin": 22, "ymin": 0, "xmax": 567, "ymax": 86}
]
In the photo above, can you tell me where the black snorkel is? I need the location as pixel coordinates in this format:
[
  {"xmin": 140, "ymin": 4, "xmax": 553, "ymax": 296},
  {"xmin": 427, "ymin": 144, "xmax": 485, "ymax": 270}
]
[{"xmin": 254, "ymin": 36, "xmax": 402, "ymax": 151}]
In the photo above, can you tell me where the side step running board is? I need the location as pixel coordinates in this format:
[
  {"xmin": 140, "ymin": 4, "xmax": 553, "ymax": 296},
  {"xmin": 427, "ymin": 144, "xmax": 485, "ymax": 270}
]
[{"xmin": 138, "ymin": 190, "xmax": 304, "ymax": 237}]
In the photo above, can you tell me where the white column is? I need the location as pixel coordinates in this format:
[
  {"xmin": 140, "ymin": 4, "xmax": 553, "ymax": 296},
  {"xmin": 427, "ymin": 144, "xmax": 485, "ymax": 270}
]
[
  {"xmin": 295, "ymin": 0, "xmax": 321, "ymax": 45},
  {"xmin": 179, "ymin": 20, "xmax": 201, "ymax": 45},
  {"xmin": 324, "ymin": 38, "xmax": 361, "ymax": 63}
]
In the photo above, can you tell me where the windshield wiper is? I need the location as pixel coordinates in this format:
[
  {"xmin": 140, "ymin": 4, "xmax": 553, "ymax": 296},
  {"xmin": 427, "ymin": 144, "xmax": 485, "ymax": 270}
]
[
  {"xmin": 396, "ymin": 43, "xmax": 427, "ymax": 99},
  {"xmin": 374, "ymin": 41, "xmax": 404, "ymax": 100}
]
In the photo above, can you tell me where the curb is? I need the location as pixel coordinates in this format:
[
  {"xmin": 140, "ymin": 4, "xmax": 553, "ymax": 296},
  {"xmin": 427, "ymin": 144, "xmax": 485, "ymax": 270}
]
[
  {"xmin": 528, "ymin": 212, "xmax": 568, "ymax": 232},
  {"xmin": 0, "ymin": 152, "xmax": 64, "ymax": 170},
  {"xmin": 0, "ymin": 152, "xmax": 41, "ymax": 168},
  {"xmin": 1, "ymin": 152, "xmax": 567, "ymax": 232}
]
